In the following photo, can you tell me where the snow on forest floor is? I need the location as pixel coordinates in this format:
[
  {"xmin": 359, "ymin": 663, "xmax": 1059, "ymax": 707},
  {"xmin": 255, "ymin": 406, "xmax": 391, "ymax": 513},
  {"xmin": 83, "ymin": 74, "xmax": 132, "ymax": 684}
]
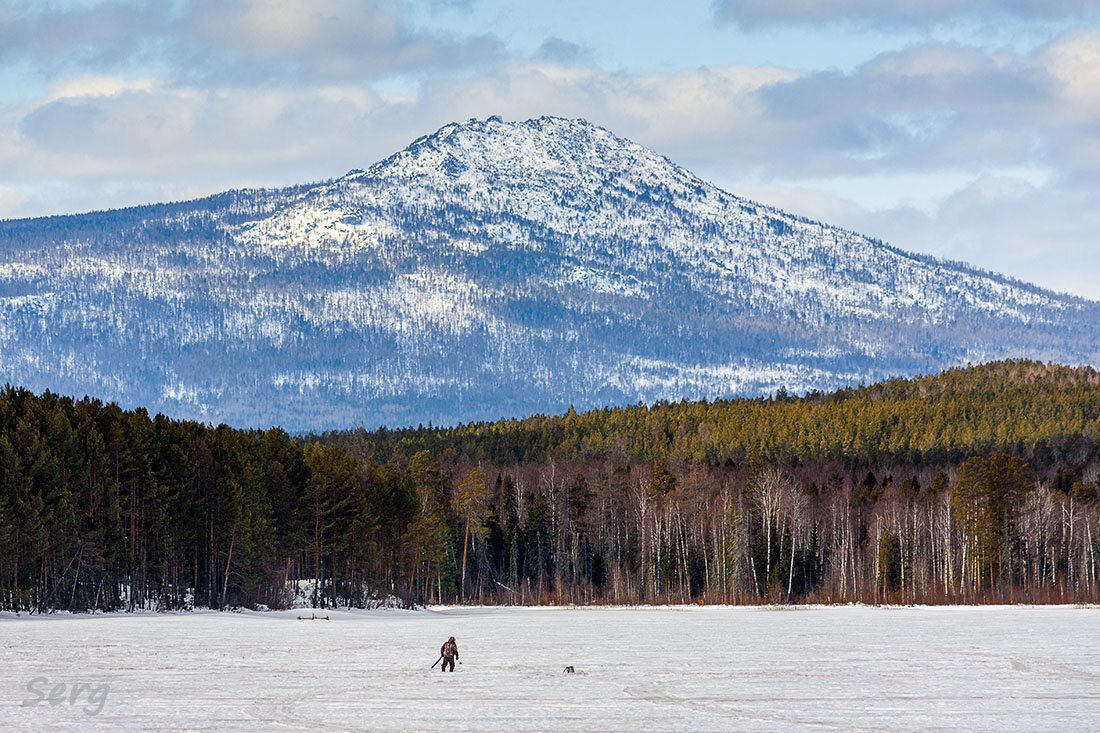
[{"xmin": 2, "ymin": 604, "xmax": 1099, "ymax": 731}]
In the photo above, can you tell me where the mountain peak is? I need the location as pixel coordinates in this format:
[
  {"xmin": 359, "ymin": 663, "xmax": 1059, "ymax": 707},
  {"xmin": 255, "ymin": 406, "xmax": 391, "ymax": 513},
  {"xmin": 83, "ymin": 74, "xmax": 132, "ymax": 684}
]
[
  {"xmin": 0, "ymin": 117, "xmax": 1097, "ymax": 430},
  {"xmin": 362, "ymin": 113, "xmax": 668, "ymax": 191}
]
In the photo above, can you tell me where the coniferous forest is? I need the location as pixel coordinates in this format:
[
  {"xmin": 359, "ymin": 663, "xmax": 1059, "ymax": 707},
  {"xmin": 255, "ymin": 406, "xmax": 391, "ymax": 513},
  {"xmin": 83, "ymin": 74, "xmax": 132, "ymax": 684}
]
[{"xmin": 3, "ymin": 359, "xmax": 1100, "ymax": 612}]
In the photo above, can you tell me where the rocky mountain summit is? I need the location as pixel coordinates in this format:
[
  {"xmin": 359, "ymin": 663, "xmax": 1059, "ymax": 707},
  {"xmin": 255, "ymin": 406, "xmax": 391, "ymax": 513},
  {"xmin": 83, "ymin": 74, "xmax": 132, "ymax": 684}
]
[{"xmin": 1, "ymin": 115, "xmax": 1096, "ymax": 429}]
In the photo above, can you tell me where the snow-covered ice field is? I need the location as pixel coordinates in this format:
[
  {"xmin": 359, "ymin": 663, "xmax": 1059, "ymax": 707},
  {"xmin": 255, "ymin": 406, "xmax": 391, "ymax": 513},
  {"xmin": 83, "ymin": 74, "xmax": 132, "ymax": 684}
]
[{"xmin": 3, "ymin": 605, "xmax": 1099, "ymax": 731}]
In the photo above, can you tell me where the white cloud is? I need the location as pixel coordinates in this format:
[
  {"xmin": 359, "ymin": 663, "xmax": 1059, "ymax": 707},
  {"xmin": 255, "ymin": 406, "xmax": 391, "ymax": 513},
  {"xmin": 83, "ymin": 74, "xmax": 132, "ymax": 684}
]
[
  {"xmin": 713, "ymin": 0, "xmax": 1100, "ymax": 29},
  {"xmin": 0, "ymin": 183, "xmax": 28, "ymax": 218},
  {"xmin": 1039, "ymin": 29, "xmax": 1100, "ymax": 124},
  {"xmin": 42, "ymin": 74, "xmax": 160, "ymax": 102},
  {"xmin": 7, "ymin": 82, "xmax": 387, "ymax": 180},
  {"xmin": 0, "ymin": 0, "xmax": 505, "ymax": 83}
]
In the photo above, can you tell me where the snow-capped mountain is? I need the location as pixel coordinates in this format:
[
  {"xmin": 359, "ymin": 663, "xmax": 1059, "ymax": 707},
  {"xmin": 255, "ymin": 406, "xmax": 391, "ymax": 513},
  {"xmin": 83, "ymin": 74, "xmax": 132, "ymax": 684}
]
[{"xmin": 2, "ymin": 115, "xmax": 1098, "ymax": 430}]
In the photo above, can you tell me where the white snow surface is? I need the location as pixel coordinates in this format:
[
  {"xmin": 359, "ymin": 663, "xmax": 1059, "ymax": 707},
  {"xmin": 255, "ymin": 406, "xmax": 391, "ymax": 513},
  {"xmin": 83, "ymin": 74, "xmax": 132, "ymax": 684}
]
[{"xmin": 3, "ymin": 605, "xmax": 1099, "ymax": 731}]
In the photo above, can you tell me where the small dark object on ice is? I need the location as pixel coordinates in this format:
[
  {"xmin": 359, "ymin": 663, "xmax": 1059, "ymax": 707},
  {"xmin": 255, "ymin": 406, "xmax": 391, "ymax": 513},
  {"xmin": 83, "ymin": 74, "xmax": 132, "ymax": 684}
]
[
  {"xmin": 297, "ymin": 614, "xmax": 329, "ymax": 620},
  {"xmin": 564, "ymin": 666, "xmax": 575, "ymax": 674}
]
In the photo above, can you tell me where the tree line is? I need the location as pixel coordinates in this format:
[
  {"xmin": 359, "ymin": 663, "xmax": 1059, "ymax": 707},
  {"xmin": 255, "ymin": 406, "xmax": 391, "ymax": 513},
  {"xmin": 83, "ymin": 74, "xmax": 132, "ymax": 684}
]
[
  {"xmin": 2, "ymin": 359, "xmax": 1099, "ymax": 611},
  {"xmin": 327, "ymin": 360, "xmax": 1100, "ymax": 469},
  {"xmin": 0, "ymin": 386, "xmax": 422, "ymax": 612},
  {"xmin": 323, "ymin": 360, "xmax": 1100, "ymax": 605}
]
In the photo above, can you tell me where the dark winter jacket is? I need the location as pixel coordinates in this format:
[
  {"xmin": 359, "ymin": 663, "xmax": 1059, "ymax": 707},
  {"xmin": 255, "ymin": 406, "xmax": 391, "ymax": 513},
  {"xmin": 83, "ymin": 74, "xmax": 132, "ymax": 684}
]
[{"xmin": 441, "ymin": 637, "xmax": 458, "ymax": 660}]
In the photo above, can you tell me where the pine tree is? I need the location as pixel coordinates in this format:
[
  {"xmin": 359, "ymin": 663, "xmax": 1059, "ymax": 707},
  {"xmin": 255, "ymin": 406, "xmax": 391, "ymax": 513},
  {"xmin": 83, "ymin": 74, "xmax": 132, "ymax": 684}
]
[{"xmin": 454, "ymin": 469, "xmax": 492, "ymax": 597}]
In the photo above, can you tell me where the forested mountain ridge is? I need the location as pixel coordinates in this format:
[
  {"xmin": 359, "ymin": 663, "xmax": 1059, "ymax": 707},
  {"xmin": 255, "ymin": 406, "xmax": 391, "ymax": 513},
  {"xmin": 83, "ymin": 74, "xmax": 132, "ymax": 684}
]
[
  {"xmin": 3, "ymin": 361, "xmax": 1099, "ymax": 613},
  {"xmin": 2, "ymin": 115, "xmax": 1099, "ymax": 430},
  {"xmin": 326, "ymin": 360, "xmax": 1100, "ymax": 468}
]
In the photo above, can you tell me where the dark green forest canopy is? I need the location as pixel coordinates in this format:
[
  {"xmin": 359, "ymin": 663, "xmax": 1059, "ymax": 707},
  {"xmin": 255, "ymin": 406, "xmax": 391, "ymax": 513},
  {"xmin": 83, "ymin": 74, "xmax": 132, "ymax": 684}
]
[
  {"xmin": 0, "ymin": 384, "xmax": 421, "ymax": 612},
  {"xmin": 323, "ymin": 360, "xmax": 1100, "ymax": 471},
  {"xmin": 3, "ymin": 358, "xmax": 1099, "ymax": 612}
]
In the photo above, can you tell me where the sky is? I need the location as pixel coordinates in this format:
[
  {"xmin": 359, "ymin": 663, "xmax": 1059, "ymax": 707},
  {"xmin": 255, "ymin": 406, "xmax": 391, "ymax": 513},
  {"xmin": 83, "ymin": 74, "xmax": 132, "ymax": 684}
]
[{"xmin": 1, "ymin": 0, "xmax": 1098, "ymax": 298}]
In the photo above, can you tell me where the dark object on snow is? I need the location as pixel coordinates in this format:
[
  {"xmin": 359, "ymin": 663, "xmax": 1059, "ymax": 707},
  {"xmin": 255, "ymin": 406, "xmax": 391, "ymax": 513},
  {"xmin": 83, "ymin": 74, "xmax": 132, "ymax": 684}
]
[
  {"xmin": 297, "ymin": 614, "xmax": 329, "ymax": 620},
  {"xmin": 440, "ymin": 636, "xmax": 459, "ymax": 672},
  {"xmin": 564, "ymin": 666, "xmax": 575, "ymax": 674}
]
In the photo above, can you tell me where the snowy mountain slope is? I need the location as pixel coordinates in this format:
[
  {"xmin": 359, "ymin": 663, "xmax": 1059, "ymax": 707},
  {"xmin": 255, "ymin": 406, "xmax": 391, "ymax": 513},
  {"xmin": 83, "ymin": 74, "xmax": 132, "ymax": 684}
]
[{"xmin": 1, "ymin": 115, "xmax": 1097, "ymax": 430}]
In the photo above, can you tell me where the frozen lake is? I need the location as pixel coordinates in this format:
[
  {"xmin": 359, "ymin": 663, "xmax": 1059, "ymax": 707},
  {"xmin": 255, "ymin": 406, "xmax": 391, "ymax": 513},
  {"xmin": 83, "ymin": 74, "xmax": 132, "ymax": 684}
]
[{"xmin": 3, "ymin": 605, "xmax": 1099, "ymax": 731}]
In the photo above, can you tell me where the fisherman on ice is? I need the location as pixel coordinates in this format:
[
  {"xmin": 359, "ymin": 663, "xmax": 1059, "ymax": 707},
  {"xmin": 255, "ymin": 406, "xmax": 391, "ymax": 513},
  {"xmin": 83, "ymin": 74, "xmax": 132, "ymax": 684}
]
[{"xmin": 439, "ymin": 636, "xmax": 459, "ymax": 672}]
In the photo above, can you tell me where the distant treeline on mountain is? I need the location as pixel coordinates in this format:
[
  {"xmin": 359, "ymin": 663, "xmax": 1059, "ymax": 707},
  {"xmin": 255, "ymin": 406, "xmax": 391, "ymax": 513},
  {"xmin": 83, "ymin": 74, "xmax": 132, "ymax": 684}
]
[
  {"xmin": 327, "ymin": 360, "xmax": 1100, "ymax": 469},
  {"xmin": 3, "ymin": 360, "xmax": 1099, "ymax": 613}
]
